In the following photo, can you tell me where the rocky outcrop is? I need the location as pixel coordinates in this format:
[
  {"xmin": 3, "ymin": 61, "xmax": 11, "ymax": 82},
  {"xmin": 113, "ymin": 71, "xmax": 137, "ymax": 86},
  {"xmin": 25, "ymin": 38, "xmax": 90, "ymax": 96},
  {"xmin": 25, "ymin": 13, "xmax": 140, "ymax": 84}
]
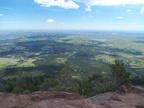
[
  {"xmin": 128, "ymin": 86, "xmax": 144, "ymax": 95},
  {"xmin": 30, "ymin": 91, "xmax": 83, "ymax": 101},
  {"xmin": 0, "ymin": 86, "xmax": 144, "ymax": 108}
]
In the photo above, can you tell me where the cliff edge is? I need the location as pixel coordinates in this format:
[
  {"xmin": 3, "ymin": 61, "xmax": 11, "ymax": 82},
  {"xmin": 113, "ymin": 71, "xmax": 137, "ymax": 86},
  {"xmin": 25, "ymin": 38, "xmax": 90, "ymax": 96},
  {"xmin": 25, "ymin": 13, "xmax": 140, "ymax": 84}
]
[{"xmin": 0, "ymin": 86, "xmax": 144, "ymax": 108}]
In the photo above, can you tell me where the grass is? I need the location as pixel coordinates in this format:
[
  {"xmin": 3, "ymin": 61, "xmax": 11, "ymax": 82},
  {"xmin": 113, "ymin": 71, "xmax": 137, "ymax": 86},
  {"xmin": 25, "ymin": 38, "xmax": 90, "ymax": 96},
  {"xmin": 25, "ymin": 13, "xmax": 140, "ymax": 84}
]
[
  {"xmin": 16, "ymin": 59, "xmax": 36, "ymax": 67},
  {"xmin": 0, "ymin": 57, "xmax": 36, "ymax": 69},
  {"xmin": 90, "ymin": 55, "xmax": 116, "ymax": 64},
  {"xmin": 54, "ymin": 57, "xmax": 67, "ymax": 64},
  {"xmin": 0, "ymin": 58, "xmax": 19, "ymax": 68}
]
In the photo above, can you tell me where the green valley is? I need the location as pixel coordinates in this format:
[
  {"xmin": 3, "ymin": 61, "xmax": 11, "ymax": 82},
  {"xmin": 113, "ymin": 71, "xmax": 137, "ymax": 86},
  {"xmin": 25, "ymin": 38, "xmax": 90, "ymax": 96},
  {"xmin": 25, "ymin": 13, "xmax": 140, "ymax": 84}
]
[{"xmin": 0, "ymin": 30, "xmax": 144, "ymax": 79}]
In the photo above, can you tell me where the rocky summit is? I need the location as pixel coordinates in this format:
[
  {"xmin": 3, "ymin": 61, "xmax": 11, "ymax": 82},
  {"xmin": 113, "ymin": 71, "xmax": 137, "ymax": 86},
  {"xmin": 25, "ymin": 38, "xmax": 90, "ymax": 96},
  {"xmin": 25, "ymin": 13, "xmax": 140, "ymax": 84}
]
[{"xmin": 0, "ymin": 86, "xmax": 144, "ymax": 108}]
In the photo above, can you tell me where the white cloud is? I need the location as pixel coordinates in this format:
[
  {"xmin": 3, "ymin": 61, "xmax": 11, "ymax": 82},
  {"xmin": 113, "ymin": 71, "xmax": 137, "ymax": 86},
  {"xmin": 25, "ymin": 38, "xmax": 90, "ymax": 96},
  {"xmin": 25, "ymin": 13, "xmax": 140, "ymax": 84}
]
[
  {"xmin": 127, "ymin": 9, "xmax": 131, "ymax": 12},
  {"xmin": 34, "ymin": 0, "xmax": 79, "ymax": 9},
  {"xmin": 47, "ymin": 19, "xmax": 55, "ymax": 23},
  {"xmin": 76, "ymin": 0, "xmax": 144, "ymax": 6},
  {"xmin": 85, "ymin": 6, "xmax": 91, "ymax": 11},
  {"xmin": 0, "ymin": 14, "xmax": 3, "ymax": 16},
  {"xmin": 116, "ymin": 17, "xmax": 123, "ymax": 19},
  {"xmin": 141, "ymin": 7, "xmax": 144, "ymax": 13}
]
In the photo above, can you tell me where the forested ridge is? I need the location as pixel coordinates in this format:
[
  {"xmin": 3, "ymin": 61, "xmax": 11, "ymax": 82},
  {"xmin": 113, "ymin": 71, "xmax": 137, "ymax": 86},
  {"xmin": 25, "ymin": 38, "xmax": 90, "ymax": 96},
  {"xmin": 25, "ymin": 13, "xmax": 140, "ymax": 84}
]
[{"xmin": 0, "ymin": 60, "xmax": 144, "ymax": 97}]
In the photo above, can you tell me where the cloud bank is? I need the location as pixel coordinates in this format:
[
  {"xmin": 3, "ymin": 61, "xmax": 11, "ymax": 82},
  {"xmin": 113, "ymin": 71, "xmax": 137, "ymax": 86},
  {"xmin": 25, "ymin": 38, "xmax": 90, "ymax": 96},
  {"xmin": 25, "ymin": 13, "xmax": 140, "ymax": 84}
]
[
  {"xmin": 34, "ymin": 0, "xmax": 144, "ymax": 9},
  {"xmin": 34, "ymin": 0, "xmax": 79, "ymax": 9},
  {"xmin": 76, "ymin": 0, "xmax": 144, "ymax": 6}
]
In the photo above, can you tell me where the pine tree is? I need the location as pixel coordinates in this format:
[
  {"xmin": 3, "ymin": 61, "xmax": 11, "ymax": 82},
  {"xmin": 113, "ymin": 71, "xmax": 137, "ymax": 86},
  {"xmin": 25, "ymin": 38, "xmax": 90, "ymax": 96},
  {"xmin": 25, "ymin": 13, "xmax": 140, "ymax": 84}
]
[
  {"xmin": 56, "ymin": 60, "xmax": 79, "ymax": 92},
  {"xmin": 110, "ymin": 60, "xmax": 130, "ymax": 86}
]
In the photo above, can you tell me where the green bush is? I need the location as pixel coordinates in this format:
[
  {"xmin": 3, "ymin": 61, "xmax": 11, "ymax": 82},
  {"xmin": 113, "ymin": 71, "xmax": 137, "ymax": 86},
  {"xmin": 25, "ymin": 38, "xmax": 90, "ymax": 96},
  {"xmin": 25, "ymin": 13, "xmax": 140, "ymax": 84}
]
[
  {"xmin": 23, "ymin": 89, "xmax": 30, "ymax": 94},
  {"xmin": 12, "ymin": 86, "xmax": 24, "ymax": 94}
]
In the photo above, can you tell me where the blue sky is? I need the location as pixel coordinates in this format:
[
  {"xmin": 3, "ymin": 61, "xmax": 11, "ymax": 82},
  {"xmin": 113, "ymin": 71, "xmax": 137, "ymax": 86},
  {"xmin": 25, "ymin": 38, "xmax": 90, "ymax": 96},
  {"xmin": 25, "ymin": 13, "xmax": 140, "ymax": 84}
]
[{"xmin": 1, "ymin": 0, "xmax": 144, "ymax": 30}]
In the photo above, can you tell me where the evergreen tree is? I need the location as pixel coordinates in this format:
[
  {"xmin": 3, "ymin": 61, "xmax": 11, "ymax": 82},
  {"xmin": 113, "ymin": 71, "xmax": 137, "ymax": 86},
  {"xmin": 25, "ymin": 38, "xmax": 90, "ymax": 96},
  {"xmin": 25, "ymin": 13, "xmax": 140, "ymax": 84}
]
[
  {"xmin": 56, "ymin": 60, "xmax": 79, "ymax": 92},
  {"xmin": 110, "ymin": 60, "xmax": 130, "ymax": 86},
  {"xmin": 39, "ymin": 78, "xmax": 57, "ymax": 91}
]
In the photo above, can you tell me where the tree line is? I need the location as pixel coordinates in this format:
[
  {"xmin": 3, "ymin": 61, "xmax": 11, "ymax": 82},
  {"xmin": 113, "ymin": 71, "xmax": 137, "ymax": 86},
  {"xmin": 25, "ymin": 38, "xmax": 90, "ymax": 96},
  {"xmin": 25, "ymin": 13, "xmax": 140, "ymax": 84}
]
[{"xmin": 0, "ymin": 60, "xmax": 143, "ymax": 97}]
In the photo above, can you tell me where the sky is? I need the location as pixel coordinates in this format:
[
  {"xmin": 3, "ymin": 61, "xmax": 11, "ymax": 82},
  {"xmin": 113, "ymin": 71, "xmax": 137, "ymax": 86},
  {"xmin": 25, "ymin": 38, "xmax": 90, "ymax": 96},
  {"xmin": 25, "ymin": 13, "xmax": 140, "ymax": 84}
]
[{"xmin": 1, "ymin": 0, "xmax": 144, "ymax": 31}]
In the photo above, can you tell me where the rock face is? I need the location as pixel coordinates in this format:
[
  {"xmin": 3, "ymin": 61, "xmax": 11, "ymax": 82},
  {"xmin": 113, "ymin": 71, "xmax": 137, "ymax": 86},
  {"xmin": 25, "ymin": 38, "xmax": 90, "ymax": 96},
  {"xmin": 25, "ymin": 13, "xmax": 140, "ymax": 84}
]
[{"xmin": 0, "ymin": 86, "xmax": 144, "ymax": 108}]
